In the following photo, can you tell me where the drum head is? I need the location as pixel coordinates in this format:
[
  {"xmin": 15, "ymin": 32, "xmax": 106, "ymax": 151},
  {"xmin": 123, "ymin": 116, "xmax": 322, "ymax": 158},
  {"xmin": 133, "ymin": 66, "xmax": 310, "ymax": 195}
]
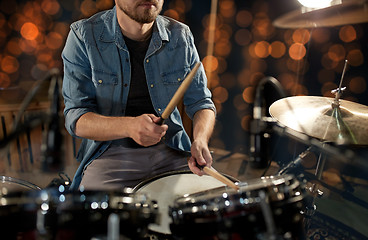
[{"xmin": 133, "ymin": 171, "xmax": 237, "ymax": 235}]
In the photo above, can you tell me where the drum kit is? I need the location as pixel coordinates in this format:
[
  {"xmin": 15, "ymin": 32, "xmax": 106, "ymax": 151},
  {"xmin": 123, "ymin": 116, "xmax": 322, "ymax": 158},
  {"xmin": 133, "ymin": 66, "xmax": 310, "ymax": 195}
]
[{"xmin": 1, "ymin": 1, "xmax": 368, "ymax": 240}]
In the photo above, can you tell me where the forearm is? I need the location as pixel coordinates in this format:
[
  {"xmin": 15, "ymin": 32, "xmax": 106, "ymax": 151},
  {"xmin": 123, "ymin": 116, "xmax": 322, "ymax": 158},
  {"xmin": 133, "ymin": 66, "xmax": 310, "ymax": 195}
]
[
  {"xmin": 75, "ymin": 112, "xmax": 134, "ymax": 141},
  {"xmin": 192, "ymin": 109, "xmax": 216, "ymax": 143}
]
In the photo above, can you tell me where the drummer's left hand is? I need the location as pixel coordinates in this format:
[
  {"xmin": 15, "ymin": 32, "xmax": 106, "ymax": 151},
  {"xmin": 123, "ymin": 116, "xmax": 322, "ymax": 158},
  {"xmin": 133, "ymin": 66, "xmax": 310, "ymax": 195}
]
[{"xmin": 188, "ymin": 139, "xmax": 213, "ymax": 176}]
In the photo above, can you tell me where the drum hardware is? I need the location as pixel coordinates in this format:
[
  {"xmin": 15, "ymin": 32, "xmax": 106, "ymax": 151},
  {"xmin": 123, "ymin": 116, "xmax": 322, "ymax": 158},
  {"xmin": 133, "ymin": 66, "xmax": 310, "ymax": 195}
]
[
  {"xmin": 273, "ymin": 0, "xmax": 368, "ymax": 28},
  {"xmin": 247, "ymin": 76, "xmax": 286, "ymax": 171}
]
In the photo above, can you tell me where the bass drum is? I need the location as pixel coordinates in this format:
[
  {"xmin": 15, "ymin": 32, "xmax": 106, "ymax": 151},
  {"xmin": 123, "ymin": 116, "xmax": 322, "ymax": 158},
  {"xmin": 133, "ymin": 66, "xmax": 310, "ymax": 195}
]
[
  {"xmin": 133, "ymin": 170, "xmax": 239, "ymax": 239},
  {"xmin": 170, "ymin": 174, "xmax": 306, "ymax": 240}
]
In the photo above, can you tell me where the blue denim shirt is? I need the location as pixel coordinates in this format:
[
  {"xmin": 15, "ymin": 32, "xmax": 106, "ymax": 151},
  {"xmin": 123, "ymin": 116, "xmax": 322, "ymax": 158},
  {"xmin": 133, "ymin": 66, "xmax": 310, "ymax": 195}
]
[{"xmin": 62, "ymin": 7, "xmax": 216, "ymax": 190}]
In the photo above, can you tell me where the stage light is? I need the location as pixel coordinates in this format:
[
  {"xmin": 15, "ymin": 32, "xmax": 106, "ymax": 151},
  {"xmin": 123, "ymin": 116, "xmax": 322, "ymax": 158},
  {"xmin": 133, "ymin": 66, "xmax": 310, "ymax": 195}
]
[{"xmin": 297, "ymin": 0, "xmax": 333, "ymax": 9}]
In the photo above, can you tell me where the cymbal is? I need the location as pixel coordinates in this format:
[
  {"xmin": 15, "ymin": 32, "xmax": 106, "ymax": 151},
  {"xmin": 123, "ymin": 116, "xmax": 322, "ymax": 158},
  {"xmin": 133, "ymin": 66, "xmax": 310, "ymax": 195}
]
[
  {"xmin": 273, "ymin": 0, "xmax": 368, "ymax": 28},
  {"xmin": 269, "ymin": 96, "xmax": 368, "ymax": 145}
]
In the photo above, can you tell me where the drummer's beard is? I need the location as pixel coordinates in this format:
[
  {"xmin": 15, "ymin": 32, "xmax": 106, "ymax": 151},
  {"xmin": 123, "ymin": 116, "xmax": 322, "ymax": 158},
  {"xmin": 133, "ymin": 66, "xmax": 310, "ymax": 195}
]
[{"xmin": 116, "ymin": 0, "xmax": 163, "ymax": 24}]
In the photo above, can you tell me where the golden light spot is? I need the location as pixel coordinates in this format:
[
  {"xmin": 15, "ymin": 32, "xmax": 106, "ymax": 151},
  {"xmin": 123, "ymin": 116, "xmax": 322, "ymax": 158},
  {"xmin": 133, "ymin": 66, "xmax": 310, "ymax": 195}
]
[
  {"xmin": 212, "ymin": 86, "xmax": 228, "ymax": 103},
  {"xmin": 0, "ymin": 72, "xmax": 11, "ymax": 89},
  {"xmin": 20, "ymin": 22, "xmax": 39, "ymax": 40},
  {"xmin": 242, "ymin": 86, "xmax": 255, "ymax": 103},
  {"xmin": 241, "ymin": 115, "xmax": 252, "ymax": 131},
  {"xmin": 249, "ymin": 59, "xmax": 267, "ymax": 73},
  {"xmin": 339, "ymin": 25, "xmax": 356, "ymax": 43},
  {"xmin": 214, "ymin": 102, "xmax": 222, "ymax": 114},
  {"xmin": 37, "ymin": 53, "xmax": 53, "ymax": 64},
  {"xmin": 346, "ymin": 49, "xmax": 364, "ymax": 67},
  {"xmin": 283, "ymin": 30, "xmax": 294, "ymax": 45},
  {"xmin": 216, "ymin": 57, "xmax": 228, "ymax": 74},
  {"xmin": 292, "ymin": 29, "xmax": 310, "ymax": 44},
  {"xmin": 45, "ymin": 32, "xmax": 63, "ymax": 50},
  {"xmin": 254, "ymin": 41, "xmax": 270, "ymax": 58},
  {"xmin": 237, "ymin": 69, "xmax": 251, "ymax": 87},
  {"xmin": 292, "ymin": 84, "xmax": 308, "ymax": 96},
  {"xmin": 208, "ymin": 74, "xmax": 220, "ymax": 89},
  {"xmin": 203, "ymin": 55, "xmax": 219, "ymax": 73},
  {"xmin": 234, "ymin": 29, "xmax": 252, "ymax": 46},
  {"xmin": 321, "ymin": 53, "xmax": 338, "ymax": 70},
  {"xmin": 219, "ymin": 0, "xmax": 236, "ymax": 18},
  {"xmin": 1, "ymin": 55, "xmax": 19, "ymax": 74},
  {"xmin": 81, "ymin": 0, "xmax": 97, "ymax": 16},
  {"xmin": 287, "ymin": 58, "xmax": 308, "ymax": 74},
  {"xmin": 6, "ymin": 39, "xmax": 22, "ymax": 56},
  {"xmin": 96, "ymin": 0, "xmax": 114, "ymax": 10},
  {"xmin": 278, "ymin": 73, "xmax": 296, "ymax": 90},
  {"xmin": 233, "ymin": 94, "xmax": 248, "ymax": 111},
  {"xmin": 19, "ymin": 39, "xmax": 38, "ymax": 53},
  {"xmin": 349, "ymin": 76, "xmax": 366, "ymax": 94},
  {"xmin": 289, "ymin": 43, "xmax": 306, "ymax": 60},
  {"xmin": 236, "ymin": 10, "xmax": 252, "ymax": 28},
  {"xmin": 311, "ymin": 28, "xmax": 330, "ymax": 43},
  {"xmin": 164, "ymin": 9, "xmax": 179, "ymax": 20},
  {"xmin": 41, "ymin": 0, "xmax": 60, "ymax": 15},
  {"xmin": 269, "ymin": 41, "xmax": 286, "ymax": 58},
  {"xmin": 327, "ymin": 44, "xmax": 346, "ymax": 62},
  {"xmin": 252, "ymin": 18, "xmax": 273, "ymax": 38},
  {"xmin": 215, "ymin": 39, "xmax": 232, "ymax": 57}
]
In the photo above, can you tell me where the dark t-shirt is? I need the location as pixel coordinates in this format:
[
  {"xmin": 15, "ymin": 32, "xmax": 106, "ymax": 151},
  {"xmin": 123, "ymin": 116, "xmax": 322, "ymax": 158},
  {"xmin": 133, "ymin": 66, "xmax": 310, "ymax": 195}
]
[{"xmin": 124, "ymin": 35, "xmax": 156, "ymax": 117}]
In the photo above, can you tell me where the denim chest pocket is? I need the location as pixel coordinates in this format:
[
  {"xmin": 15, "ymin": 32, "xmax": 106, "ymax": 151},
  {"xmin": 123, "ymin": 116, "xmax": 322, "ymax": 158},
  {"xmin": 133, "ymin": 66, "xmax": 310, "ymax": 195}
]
[
  {"xmin": 91, "ymin": 70, "xmax": 118, "ymax": 113},
  {"xmin": 161, "ymin": 67, "xmax": 190, "ymax": 85}
]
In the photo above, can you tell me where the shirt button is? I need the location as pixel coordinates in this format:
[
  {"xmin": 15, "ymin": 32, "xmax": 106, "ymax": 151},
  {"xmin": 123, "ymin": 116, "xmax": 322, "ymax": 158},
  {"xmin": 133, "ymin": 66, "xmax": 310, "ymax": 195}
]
[
  {"xmin": 150, "ymin": 84, "xmax": 154, "ymax": 88},
  {"xmin": 178, "ymin": 78, "xmax": 181, "ymax": 81},
  {"xmin": 98, "ymin": 80, "xmax": 103, "ymax": 84},
  {"xmin": 124, "ymin": 83, "xmax": 128, "ymax": 87},
  {"xmin": 146, "ymin": 59, "xmax": 149, "ymax": 63},
  {"xmin": 158, "ymin": 108, "xmax": 161, "ymax": 112}
]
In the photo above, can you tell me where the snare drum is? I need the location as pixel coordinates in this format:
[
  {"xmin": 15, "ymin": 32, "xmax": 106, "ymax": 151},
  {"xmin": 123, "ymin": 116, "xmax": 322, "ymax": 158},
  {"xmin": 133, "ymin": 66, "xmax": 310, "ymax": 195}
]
[
  {"xmin": 170, "ymin": 174, "xmax": 306, "ymax": 240},
  {"xmin": 133, "ymin": 170, "xmax": 239, "ymax": 239}
]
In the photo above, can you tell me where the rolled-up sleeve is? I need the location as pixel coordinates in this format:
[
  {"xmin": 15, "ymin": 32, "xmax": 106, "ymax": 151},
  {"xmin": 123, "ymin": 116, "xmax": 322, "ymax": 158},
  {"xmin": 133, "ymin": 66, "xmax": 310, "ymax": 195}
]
[
  {"xmin": 62, "ymin": 23, "xmax": 95, "ymax": 137},
  {"xmin": 183, "ymin": 29, "xmax": 216, "ymax": 119}
]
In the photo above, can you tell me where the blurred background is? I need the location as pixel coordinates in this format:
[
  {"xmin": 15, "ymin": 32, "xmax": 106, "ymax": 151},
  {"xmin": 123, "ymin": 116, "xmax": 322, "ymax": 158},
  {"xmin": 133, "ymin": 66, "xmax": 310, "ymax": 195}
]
[
  {"xmin": 0, "ymin": 0, "xmax": 367, "ymax": 153},
  {"xmin": 0, "ymin": 0, "xmax": 368, "ymax": 238}
]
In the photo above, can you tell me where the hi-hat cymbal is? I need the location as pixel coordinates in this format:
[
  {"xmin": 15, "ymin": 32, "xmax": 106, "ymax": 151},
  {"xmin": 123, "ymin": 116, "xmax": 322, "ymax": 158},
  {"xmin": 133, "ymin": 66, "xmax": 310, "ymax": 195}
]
[
  {"xmin": 273, "ymin": 0, "xmax": 368, "ymax": 28},
  {"xmin": 269, "ymin": 96, "xmax": 368, "ymax": 145}
]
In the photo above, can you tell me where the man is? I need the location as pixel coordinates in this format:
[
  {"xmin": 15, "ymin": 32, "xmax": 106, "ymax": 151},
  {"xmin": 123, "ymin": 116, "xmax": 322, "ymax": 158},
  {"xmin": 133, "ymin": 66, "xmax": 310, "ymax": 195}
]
[{"xmin": 62, "ymin": 0, "xmax": 216, "ymax": 191}]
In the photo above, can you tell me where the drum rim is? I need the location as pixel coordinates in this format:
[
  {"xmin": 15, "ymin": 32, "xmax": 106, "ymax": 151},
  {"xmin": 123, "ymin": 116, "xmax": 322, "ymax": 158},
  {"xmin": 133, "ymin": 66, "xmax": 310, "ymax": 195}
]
[
  {"xmin": 132, "ymin": 170, "xmax": 239, "ymax": 192},
  {"xmin": 0, "ymin": 175, "xmax": 41, "ymax": 190}
]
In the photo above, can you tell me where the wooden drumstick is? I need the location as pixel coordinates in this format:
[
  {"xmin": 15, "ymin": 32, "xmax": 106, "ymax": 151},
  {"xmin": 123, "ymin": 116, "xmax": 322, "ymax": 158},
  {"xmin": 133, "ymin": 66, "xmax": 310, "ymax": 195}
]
[
  {"xmin": 197, "ymin": 164, "xmax": 239, "ymax": 191},
  {"xmin": 156, "ymin": 62, "xmax": 201, "ymax": 125}
]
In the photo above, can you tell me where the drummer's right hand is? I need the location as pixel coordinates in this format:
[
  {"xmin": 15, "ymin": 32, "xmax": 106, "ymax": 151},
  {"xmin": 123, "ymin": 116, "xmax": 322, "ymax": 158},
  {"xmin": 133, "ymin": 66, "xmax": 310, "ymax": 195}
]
[{"xmin": 129, "ymin": 114, "xmax": 168, "ymax": 147}]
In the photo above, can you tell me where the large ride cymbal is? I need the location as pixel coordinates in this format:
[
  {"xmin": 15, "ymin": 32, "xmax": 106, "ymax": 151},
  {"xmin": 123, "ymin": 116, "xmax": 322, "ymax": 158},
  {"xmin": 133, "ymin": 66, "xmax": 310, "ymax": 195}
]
[
  {"xmin": 269, "ymin": 96, "xmax": 368, "ymax": 145},
  {"xmin": 273, "ymin": 0, "xmax": 368, "ymax": 28}
]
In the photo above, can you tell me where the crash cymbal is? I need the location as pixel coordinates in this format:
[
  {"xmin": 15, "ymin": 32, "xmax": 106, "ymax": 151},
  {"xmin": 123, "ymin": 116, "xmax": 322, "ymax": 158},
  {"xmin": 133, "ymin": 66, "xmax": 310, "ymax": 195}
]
[
  {"xmin": 269, "ymin": 96, "xmax": 368, "ymax": 145},
  {"xmin": 273, "ymin": 0, "xmax": 368, "ymax": 28}
]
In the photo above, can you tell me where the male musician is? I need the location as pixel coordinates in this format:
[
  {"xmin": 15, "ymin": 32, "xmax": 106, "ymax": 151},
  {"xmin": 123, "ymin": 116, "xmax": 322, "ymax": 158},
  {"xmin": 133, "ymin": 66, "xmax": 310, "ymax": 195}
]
[{"xmin": 62, "ymin": 0, "xmax": 216, "ymax": 190}]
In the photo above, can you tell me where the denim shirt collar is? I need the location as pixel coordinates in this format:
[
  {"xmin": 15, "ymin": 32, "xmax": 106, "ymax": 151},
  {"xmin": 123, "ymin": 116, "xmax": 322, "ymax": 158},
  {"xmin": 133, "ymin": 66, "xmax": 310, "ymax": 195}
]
[{"xmin": 99, "ymin": 6, "xmax": 169, "ymax": 49}]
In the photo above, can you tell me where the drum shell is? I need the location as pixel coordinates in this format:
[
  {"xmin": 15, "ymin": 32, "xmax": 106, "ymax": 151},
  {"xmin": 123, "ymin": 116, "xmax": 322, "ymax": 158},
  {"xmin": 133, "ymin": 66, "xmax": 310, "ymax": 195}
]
[
  {"xmin": 169, "ymin": 174, "xmax": 306, "ymax": 239},
  {"xmin": 1, "ymin": 188, "xmax": 159, "ymax": 240}
]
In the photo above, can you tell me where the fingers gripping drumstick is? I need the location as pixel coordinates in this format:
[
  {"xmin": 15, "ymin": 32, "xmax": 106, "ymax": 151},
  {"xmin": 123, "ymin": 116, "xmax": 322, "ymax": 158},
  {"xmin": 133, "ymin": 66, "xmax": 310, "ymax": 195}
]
[
  {"xmin": 156, "ymin": 62, "xmax": 201, "ymax": 125},
  {"xmin": 198, "ymin": 164, "xmax": 239, "ymax": 191}
]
